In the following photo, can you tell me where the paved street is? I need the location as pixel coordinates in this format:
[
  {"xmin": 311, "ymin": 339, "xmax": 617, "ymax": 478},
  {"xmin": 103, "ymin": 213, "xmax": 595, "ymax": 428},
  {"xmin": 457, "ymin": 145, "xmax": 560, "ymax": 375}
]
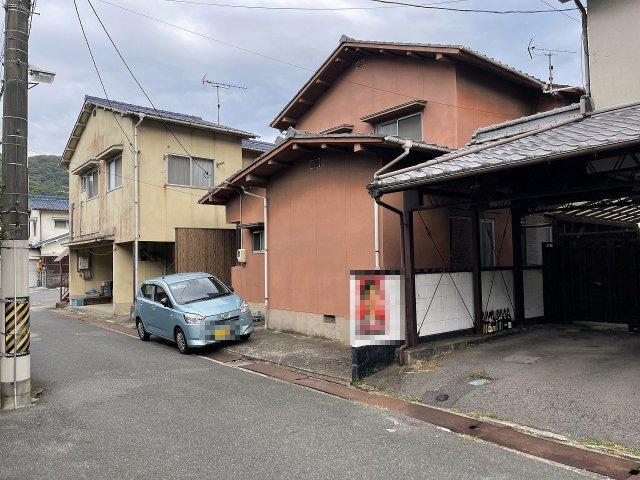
[{"xmin": 0, "ymin": 302, "xmax": 601, "ymax": 479}]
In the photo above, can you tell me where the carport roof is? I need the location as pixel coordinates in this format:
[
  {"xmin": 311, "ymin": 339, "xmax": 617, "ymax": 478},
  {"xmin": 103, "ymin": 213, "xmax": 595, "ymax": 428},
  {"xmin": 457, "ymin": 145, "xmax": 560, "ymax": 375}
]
[{"xmin": 370, "ymin": 101, "xmax": 640, "ymax": 194}]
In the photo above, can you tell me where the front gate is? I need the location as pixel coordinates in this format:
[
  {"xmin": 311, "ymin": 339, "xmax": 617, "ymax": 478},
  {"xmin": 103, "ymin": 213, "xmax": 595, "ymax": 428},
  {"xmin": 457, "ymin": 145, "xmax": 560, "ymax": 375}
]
[{"xmin": 542, "ymin": 235, "xmax": 640, "ymax": 330}]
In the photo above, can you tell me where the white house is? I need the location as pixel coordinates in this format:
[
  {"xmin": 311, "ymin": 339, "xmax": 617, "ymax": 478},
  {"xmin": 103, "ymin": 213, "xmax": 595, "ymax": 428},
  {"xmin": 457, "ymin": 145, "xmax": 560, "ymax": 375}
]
[{"xmin": 28, "ymin": 195, "xmax": 69, "ymax": 287}]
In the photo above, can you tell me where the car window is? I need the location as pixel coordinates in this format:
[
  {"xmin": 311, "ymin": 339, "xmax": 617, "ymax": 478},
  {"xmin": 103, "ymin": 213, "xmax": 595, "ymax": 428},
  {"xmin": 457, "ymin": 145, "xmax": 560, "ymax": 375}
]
[
  {"xmin": 155, "ymin": 286, "xmax": 171, "ymax": 306},
  {"xmin": 168, "ymin": 276, "xmax": 230, "ymax": 305},
  {"xmin": 141, "ymin": 284, "xmax": 154, "ymax": 300}
]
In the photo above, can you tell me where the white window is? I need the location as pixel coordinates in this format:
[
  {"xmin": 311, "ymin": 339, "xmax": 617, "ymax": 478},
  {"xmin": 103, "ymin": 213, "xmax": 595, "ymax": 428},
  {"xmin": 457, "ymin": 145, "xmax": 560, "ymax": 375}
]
[
  {"xmin": 107, "ymin": 155, "xmax": 122, "ymax": 191},
  {"xmin": 479, "ymin": 218, "xmax": 496, "ymax": 268},
  {"xmin": 54, "ymin": 218, "xmax": 69, "ymax": 229},
  {"xmin": 84, "ymin": 170, "xmax": 98, "ymax": 199},
  {"xmin": 374, "ymin": 113, "xmax": 422, "ymax": 141},
  {"xmin": 167, "ymin": 155, "xmax": 213, "ymax": 188},
  {"xmin": 252, "ymin": 229, "xmax": 265, "ymax": 253}
]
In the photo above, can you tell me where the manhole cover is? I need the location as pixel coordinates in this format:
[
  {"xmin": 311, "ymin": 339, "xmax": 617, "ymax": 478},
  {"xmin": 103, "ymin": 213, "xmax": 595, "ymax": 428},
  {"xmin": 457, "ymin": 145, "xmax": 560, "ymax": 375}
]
[
  {"xmin": 503, "ymin": 355, "xmax": 541, "ymax": 364},
  {"xmin": 435, "ymin": 394, "xmax": 449, "ymax": 402}
]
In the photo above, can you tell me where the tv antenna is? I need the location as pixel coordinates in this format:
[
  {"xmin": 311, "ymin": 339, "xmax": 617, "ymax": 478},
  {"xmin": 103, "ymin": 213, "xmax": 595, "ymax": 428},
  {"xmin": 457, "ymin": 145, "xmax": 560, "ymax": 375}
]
[
  {"xmin": 202, "ymin": 75, "xmax": 247, "ymax": 124},
  {"xmin": 527, "ymin": 39, "xmax": 575, "ymax": 92}
]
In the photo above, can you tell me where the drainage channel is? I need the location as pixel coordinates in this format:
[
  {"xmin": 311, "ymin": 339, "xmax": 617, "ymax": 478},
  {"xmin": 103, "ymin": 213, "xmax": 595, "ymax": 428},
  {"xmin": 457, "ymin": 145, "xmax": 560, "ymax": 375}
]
[{"xmin": 212, "ymin": 355, "xmax": 640, "ymax": 480}]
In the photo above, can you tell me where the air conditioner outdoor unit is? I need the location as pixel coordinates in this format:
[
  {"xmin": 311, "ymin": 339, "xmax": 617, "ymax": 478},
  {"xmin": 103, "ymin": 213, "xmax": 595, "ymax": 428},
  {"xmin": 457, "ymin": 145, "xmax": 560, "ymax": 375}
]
[{"xmin": 237, "ymin": 248, "xmax": 247, "ymax": 264}]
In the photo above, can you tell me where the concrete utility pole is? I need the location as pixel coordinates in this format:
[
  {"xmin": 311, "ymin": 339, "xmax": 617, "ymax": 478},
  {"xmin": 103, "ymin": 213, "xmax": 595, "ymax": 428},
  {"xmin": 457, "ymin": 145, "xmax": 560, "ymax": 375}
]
[{"xmin": 1, "ymin": 0, "xmax": 32, "ymax": 410}]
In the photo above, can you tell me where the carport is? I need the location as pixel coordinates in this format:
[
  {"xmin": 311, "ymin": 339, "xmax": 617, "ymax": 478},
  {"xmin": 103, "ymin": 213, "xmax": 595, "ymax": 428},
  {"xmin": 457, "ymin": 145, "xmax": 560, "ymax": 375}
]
[{"xmin": 369, "ymin": 101, "xmax": 640, "ymax": 349}]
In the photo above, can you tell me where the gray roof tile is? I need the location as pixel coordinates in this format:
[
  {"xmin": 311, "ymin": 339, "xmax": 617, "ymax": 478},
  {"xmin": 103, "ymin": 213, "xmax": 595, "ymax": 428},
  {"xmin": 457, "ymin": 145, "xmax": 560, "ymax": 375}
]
[
  {"xmin": 374, "ymin": 102, "xmax": 640, "ymax": 193},
  {"xmin": 28, "ymin": 195, "xmax": 69, "ymax": 211}
]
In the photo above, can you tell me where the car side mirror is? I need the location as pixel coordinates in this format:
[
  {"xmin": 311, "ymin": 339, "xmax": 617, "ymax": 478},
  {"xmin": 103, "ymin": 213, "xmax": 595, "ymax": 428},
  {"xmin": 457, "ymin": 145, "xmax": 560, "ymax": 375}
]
[
  {"xmin": 160, "ymin": 297, "xmax": 171, "ymax": 308},
  {"xmin": 229, "ymin": 286, "xmax": 234, "ymax": 292}
]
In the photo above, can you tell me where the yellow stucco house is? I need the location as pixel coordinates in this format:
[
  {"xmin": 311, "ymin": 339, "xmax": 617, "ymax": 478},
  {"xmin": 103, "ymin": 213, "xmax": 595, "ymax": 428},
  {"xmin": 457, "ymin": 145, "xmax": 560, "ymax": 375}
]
[{"xmin": 61, "ymin": 96, "xmax": 264, "ymax": 315}]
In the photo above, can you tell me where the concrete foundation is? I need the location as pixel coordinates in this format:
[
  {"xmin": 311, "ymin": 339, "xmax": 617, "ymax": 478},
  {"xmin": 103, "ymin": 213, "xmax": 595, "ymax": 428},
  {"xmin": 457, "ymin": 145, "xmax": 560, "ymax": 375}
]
[{"xmin": 268, "ymin": 309, "xmax": 349, "ymax": 343}]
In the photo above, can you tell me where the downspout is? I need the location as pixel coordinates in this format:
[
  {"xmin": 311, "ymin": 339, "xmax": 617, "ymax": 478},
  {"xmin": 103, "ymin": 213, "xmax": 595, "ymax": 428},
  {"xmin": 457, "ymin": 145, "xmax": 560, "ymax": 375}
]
[
  {"xmin": 372, "ymin": 137, "xmax": 413, "ymax": 269},
  {"xmin": 573, "ymin": 0, "xmax": 591, "ymax": 99},
  {"xmin": 133, "ymin": 114, "xmax": 145, "ymax": 302},
  {"xmin": 240, "ymin": 187, "xmax": 269, "ymax": 328}
]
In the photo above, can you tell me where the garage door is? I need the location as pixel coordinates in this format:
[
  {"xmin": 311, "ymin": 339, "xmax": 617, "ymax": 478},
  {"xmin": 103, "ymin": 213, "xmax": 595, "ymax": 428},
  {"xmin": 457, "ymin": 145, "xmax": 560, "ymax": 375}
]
[{"xmin": 29, "ymin": 259, "xmax": 39, "ymax": 288}]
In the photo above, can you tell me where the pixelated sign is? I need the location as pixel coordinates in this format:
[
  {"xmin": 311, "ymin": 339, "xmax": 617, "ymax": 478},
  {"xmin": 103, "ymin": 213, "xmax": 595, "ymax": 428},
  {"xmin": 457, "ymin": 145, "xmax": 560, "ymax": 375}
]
[{"xmin": 350, "ymin": 271, "xmax": 404, "ymax": 347}]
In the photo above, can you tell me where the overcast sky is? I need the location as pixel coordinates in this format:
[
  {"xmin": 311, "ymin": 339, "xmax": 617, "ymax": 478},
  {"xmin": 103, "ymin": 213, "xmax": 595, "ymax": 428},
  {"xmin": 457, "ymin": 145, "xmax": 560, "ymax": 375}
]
[{"xmin": 27, "ymin": 0, "xmax": 583, "ymax": 155}]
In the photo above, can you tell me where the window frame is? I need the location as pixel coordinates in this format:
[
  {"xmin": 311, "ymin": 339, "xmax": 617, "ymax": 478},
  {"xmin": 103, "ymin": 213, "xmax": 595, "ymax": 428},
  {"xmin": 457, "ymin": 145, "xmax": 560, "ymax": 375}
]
[
  {"xmin": 252, "ymin": 229, "xmax": 265, "ymax": 253},
  {"xmin": 374, "ymin": 112, "xmax": 423, "ymax": 141},
  {"xmin": 53, "ymin": 218, "xmax": 69, "ymax": 229},
  {"xmin": 166, "ymin": 154, "xmax": 214, "ymax": 189},
  {"xmin": 106, "ymin": 154, "xmax": 123, "ymax": 192},
  {"xmin": 85, "ymin": 169, "xmax": 99, "ymax": 200}
]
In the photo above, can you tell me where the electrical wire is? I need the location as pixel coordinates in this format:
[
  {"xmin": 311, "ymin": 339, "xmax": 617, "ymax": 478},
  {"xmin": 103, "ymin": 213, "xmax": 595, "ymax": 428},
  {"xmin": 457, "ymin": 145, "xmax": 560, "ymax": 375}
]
[
  {"xmin": 161, "ymin": 0, "xmax": 469, "ymax": 11},
  {"xmin": 537, "ymin": 0, "xmax": 580, "ymax": 22},
  {"xmin": 84, "ymin": 0, "xmax": 212, "ymax": 179},
  {"xmin": 96, "ymin": 0, "xmax": 561, "ymax": 120},
  {"xmin": 72, "ymin": 0, "xmax": 136, "ymax": 155},
  {"xmin": 368, "ymin": 0, "xmax": 577, "ymax": 14}
]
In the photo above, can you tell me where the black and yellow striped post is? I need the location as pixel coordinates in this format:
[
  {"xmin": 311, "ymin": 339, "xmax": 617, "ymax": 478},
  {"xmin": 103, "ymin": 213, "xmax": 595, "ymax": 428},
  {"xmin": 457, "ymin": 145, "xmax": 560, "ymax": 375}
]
[{"xmin": 4, "ymin": 297, "xmax": 30, "ymax": 357}]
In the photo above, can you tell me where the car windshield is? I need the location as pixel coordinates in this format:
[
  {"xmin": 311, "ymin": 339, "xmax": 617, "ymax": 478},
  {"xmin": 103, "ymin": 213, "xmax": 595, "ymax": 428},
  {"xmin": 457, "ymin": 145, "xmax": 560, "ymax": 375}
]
[{"xmin": 168, "ymin": 276, "xmax": 230, "ymax": 305}]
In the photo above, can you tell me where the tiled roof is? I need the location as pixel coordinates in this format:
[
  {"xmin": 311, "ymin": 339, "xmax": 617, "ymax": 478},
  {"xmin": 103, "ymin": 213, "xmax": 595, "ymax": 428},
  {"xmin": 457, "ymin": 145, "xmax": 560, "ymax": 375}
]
[
  {"xmin": 241, "ymin": 139, "xmax": 274, "ymax": 153},
  {"xmin": 372, "ymin": 102, "xmax": 640, "ymax": 193},
  {"xmin": 471, "ymin": 104, "xmax": 581, "ymax": 145},
  {"xmin": 28, "ymin": 195, "xmax": 69, "ymax": 211},
  {"xmin": 86, "ymin": 96, "xmax": 254, "ymax": 137},
  {"xmin": 32, "ymin": 232, "xmax": 69, "ymax": 249}
]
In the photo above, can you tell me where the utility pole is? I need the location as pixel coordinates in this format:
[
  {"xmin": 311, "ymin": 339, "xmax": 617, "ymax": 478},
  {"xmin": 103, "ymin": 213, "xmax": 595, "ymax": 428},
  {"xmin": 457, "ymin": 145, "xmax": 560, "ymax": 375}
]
[
  {"xmin": 202, "ymin": 76, "xmax": 247, "ymax": 124},
  {"xmin": 1, "ymin": 0, "xmax": 32, "ymax": 410}
]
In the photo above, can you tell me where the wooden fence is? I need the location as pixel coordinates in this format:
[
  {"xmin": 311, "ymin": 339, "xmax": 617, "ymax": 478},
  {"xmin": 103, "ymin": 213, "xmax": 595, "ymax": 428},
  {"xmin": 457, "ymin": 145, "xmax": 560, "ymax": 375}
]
[{"xmin": 174, "ymin": 228, "xmax": 237, "ymax": 285}]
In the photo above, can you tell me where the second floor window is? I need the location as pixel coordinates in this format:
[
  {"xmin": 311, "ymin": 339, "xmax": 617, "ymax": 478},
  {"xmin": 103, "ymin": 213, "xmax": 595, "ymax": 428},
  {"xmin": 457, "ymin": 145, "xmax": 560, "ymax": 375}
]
[
  {"xmin": 84, "ymin": 170, "xmax": 98, "ymax": 199},
  {"xmin": 167, "ymin": 154, "xmax": 213, "ymax": 188},
  {"xmin": 54, "ymin": 218, "xmax": 69, "ymax": 229},
  {"xmin": 252, "ymin": 229, "xmax": 265, "ymax": 252},
  {"xmin": 107, "ymin": 155, "xmax": 122, "ymax": 191},
  {"xmin": 375, "ymin": 113, "xmax": 422, "ymax": 141}
]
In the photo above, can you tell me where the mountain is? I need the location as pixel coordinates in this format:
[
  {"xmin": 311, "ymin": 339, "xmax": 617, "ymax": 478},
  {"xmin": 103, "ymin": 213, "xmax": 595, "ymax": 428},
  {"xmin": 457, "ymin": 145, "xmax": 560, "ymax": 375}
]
[{"xmin": 28, "ymin": 155, "xmax": 68, "ymax": 196}]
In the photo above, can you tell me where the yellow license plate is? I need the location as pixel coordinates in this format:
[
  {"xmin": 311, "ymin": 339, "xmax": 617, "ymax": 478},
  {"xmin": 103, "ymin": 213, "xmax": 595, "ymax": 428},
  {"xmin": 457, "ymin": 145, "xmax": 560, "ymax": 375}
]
[{"xmin": 214, "ymin": 326, "xmax": 231, "ymax": 340}]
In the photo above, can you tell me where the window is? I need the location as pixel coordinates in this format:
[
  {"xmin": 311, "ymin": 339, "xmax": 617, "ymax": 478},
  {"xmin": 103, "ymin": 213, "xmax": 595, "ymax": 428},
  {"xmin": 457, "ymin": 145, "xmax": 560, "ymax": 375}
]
[
  {"xmin": 81, "ymin": 176, "xmax": 87, "ymax": 192},
  {"xmin": 252, "ymin": 229, "xmax": 265, "ymax": 252},
  {"xmin": 168, "ymin": 276, "xmax": 230, "ymax": 305},
  {"xmin": 374, "ymin": 113, "xmax": 422, "ymax": 141},
  {"xmin": 54, "ymin": 219, "xmax": 68, "ymax": 229},
  {"xmin": 167, "ymin": 155, "xmax": 213, "ymax": 188},
  {"xmin": 479, "ymin": 218, "xmax": 496, "ymax": 268},
  {"xmin": 107, "ymin": 155, "xmax": 122, "ymax": 191},
  {"xmin": 140, "ymin": 283, "xmax": 155, "ymax": 300},
  {"xmin": 155, "ymin": 286, "xmax": 171, "ymax": 307},
  {"xmin": 84, "ymin": 170, "xmax": 98, "ymax": 199}
]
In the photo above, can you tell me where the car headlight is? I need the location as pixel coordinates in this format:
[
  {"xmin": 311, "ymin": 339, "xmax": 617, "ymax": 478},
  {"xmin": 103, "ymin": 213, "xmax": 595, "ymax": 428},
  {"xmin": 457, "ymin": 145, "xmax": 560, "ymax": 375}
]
[
  {"xmin": 240, "ymin": 301, "xmax": 250, "ymax": 314},
  {"xmin": 184, "ymin": 313, "xmax": 204, "ymax": 324}
]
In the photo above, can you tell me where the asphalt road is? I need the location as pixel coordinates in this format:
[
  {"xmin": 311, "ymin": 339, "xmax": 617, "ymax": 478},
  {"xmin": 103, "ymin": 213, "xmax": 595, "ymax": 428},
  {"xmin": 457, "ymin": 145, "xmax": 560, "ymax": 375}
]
[{"xmin": 0, "ymin": 305, "xmax": 601, "ymax": 479}]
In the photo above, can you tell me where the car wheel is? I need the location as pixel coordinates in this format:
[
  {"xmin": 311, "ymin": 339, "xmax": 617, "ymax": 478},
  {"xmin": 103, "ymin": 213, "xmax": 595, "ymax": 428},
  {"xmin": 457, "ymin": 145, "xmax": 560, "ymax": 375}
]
[
  {"xmin": 175, "ymin": 328, "xmax": 189, "ymax": 354},
  {"xmin": 137, "ymin": 319, "xmax": 150, "ymax": 341},
  {"xmin": 239, "ymin": 334, "xmax": 251, "ymax": 341}
]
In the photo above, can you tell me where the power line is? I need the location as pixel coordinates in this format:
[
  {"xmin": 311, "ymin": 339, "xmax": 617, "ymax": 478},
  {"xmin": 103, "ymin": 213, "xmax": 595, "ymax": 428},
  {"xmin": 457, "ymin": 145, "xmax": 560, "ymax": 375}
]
[
  {"xmin": 84, "ymin": 0, "xmax": 213, "ymax": 179},
  {"xmin": 72, "ymin": 0, "xmax": 136, "ymax": 155},
  {"xmin": 161, "ymin": 0, "xmax": 469, "ymax": 11},
  {"xmin": 368, "ymin": 0, "xmax": 577, "ymax": 14},
  {"xmin": 537, "ymin": 0, "xmax": 580, "ymax": 22},
  {"xmin": 96, "ymin": 0, "xmax": 556, "ymax": 120}
]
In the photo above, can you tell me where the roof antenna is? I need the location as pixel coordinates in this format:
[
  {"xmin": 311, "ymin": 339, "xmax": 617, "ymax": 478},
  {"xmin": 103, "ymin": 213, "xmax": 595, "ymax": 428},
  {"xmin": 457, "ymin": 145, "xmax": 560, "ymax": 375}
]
[
  {"xmin": 527, "ymin": 38, "xmax": 575, "ymax": 94},
  {"xmin": 202, "ymin": 75, "xmax": 247, "ymax": 124}
]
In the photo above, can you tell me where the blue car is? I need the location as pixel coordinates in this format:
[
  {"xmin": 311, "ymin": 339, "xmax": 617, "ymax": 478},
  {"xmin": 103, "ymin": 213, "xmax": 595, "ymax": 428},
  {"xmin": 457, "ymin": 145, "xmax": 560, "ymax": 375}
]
[{"xmin": 133, "ymin": 272, "xmax": 254, "ymax": 354}]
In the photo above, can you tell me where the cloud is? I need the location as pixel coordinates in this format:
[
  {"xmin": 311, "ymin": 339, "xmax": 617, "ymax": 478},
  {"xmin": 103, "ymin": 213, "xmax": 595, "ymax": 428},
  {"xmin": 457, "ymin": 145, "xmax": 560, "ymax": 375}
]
[{"xmin": 26, "ymin": 0, "xmax": 583, "ymax": 155}]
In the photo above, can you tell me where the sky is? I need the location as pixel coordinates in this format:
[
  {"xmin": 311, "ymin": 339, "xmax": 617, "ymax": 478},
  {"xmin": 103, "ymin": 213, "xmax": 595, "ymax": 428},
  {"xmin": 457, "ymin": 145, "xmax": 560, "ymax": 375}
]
[{"xmin": 26, "ymin": 0, "xmax": 584, "ymax": 156}]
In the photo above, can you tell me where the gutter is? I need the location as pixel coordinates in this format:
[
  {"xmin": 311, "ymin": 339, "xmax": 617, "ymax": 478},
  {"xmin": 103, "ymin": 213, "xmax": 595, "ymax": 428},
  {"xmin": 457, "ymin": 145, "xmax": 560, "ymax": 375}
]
[
  {"xmin": 372, "ymin": 137, "xmax": 413, "ymax": 269},
  {"xmin": 133, "ymin": 114, "xmax": 145, "ymax": 300},
  {"xmin": 573, "ymin": 0, "xmax": 591, "ymax": 99}
]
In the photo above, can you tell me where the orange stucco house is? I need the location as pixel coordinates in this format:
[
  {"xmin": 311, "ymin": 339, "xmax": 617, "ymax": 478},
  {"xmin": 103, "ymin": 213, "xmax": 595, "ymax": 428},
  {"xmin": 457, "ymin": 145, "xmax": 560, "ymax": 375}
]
[{"xmin": 199, "ymin": 37, "xmax": 580, "ymax": 343}]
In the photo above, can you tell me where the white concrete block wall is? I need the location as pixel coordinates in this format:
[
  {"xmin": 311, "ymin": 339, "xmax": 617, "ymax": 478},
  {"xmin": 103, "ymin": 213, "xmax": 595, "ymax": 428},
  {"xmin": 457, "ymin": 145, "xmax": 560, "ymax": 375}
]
[{"xmin": 415, "ymin": 268, "xmax": 544, "ymax": 337}]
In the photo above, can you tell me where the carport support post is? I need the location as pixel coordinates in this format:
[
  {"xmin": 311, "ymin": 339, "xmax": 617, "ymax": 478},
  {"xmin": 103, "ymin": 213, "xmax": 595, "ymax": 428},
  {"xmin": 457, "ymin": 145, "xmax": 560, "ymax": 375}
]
[
  {"xmin": 402, "ymin": 191, "xmax": 418, "ymax": 348},
  {"xmin": 511, "ymin": 208, "xmax": 525, "ymax": 331},
  {"xmin": 471, "ymin": 208, "xmax": 483, "ymax": 334}
]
